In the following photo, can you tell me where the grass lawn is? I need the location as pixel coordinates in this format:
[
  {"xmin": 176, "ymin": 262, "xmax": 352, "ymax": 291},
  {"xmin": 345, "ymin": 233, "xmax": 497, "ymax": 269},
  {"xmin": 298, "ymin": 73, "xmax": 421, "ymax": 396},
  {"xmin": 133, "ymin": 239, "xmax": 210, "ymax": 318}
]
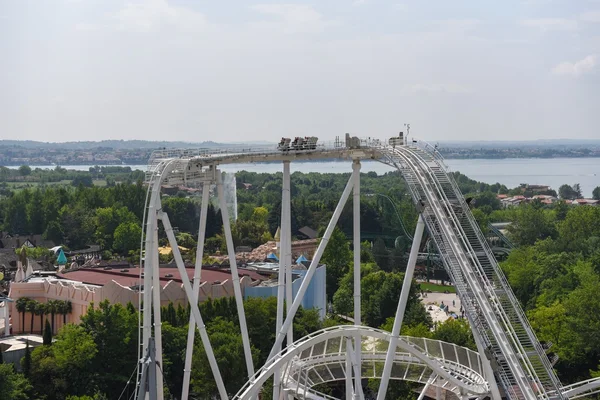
[{"xmin": 418, "ymin": 282, "xmax": 456, "ymax": 293}]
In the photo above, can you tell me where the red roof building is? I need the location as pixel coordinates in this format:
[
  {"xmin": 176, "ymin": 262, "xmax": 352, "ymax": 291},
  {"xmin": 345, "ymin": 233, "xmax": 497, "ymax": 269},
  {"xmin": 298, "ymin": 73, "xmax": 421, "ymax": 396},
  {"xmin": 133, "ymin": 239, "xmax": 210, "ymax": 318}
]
[{"xmin": 57, "ymin": 266, "xmax": 265, "ymax": 288}]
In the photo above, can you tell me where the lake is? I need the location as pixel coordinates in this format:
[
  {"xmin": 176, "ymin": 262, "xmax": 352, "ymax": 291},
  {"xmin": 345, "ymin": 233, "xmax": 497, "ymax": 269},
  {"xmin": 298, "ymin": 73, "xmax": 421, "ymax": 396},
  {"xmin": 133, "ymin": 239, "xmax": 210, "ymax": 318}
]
[{"xmin": 7, "ymin": 158, "xmax": 600, "ymax": 197}]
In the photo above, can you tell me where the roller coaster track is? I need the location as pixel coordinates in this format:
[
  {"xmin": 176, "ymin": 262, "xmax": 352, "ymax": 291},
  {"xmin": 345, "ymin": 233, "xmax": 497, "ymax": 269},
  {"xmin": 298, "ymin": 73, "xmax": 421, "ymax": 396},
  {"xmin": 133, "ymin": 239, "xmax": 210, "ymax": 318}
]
[
  {"xmin": 141, "ymin": 139, "xmax": 600, "ymax": 400},
  {"xmin": 377, "ymin": 144, "xmax": 564, "ymax": 399},
  {"xmin": 233, "ymin": 326, "xmax": 489, "ymax": 400}
]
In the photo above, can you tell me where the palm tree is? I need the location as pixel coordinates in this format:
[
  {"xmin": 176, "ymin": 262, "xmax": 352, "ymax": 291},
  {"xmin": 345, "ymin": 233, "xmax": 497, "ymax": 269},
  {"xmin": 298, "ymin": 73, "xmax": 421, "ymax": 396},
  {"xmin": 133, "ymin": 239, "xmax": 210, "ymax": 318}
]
[
  {"xmin": 26, "ymin": 299, "xmax": 37, "ymax": 334},
  {"xmin": 34, "ymin": 302, "xmax": 47, "ymax": 334},
  {"xmin": 15, "ymin": 297, "xmax": 30, "ymax": 334},
  {"xmin": 47, "ymin": 300, "xmax": 58, "ymax": 334},
  {"xmin": 61, "ymin": 300, "xmax": 72, "ymax": 325}
]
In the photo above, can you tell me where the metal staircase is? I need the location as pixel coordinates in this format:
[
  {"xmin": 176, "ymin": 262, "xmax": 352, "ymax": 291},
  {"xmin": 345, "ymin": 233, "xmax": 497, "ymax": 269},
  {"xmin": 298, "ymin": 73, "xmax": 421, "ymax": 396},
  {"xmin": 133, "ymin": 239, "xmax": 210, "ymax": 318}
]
[{"xmin": 378, "ymin": 143, "xmax": 563, "ymax": 400}]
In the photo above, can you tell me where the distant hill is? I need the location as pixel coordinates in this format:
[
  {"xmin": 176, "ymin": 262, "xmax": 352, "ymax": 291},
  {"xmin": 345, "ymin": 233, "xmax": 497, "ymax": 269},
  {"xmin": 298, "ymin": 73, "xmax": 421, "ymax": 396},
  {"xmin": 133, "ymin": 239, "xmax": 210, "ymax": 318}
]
[
  {"xmin": 0, "ymin": 139, "xmax": 273, "ymax": 150},
  {"xmin": 437, "ymin": 139, "xmax": 600, "ymax": 149}
]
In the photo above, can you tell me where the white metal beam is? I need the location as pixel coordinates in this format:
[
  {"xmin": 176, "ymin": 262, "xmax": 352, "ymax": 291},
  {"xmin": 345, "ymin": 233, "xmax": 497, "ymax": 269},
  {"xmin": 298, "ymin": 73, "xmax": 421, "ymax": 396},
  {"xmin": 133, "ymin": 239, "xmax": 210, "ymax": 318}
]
[
  {"xmin": 283, "ymin": 161, "xmax": 293, "ymax": 346},
  {"xmin": 274, "ymin": 162, "xmax": 290, "ymax": 400},
  {"xmin": 159, "ymin": 211, "xmax": 228, "ymax": 400},
  {"xmin": 216, "ymin": 171, "xmax": 256, "ymax": 379},
  {"xmin": 181, "ymin": 181, "xmax": 211, "ymax": 400},
  {"xmin": 352, "ymin": 161, "xmax": 362, "ymax": 400},
  {"xmin": 150, "ymin": 219, "xmax": 165, "ymax": 400},
  {"xmin": 346, "ymin": 338, "xmax": 354, "ymax": 400},
  {"xmin": 376, "ymin": 214, "xmax": 426, "ymax": 400}
]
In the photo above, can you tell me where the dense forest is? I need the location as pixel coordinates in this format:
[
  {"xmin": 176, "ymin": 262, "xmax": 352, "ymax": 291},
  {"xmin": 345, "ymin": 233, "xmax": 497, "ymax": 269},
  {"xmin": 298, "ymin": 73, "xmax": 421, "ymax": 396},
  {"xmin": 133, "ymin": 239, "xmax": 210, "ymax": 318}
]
[{"xmin": 1, "ymin": 167, "xmax": 600, "ymax": 398}]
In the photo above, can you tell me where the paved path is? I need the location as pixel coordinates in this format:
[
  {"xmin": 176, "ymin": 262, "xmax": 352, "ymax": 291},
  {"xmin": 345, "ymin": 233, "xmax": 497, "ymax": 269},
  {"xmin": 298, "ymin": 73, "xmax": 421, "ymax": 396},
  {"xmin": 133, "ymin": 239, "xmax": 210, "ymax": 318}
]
[{"xmin": 420, "ymin": 292, "xmax": 462, "ymax": 324}]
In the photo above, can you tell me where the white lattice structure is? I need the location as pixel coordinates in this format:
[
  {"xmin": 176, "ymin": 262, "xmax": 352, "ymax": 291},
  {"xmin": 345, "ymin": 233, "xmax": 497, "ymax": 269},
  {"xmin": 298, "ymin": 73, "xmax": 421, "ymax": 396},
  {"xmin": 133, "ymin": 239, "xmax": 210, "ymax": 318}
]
[{"xmin": 135, "ymin": 137, "xmax": 600, "ymax": 400}]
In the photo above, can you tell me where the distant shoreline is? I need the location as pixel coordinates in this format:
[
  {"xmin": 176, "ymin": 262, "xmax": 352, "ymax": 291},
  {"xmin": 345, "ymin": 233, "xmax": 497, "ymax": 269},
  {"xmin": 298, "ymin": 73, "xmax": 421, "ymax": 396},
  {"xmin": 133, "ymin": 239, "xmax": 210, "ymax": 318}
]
[{"xmin": 3, "ymin": 154, "xmax": 600, "ymax": 168}]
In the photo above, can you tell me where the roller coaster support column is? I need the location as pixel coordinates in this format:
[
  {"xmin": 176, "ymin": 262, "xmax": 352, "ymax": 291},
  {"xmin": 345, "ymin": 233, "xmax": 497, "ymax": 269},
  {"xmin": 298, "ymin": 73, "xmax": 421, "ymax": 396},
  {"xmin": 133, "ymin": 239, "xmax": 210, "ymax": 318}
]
[
  {"xmin": 181, "ymin": 181, "xmax": 210, "ymax": 400},
  {"xmin": 283, "ymin": 162, "xmax": 293, "ymax": 346},
  {"xmin": 352, "ymin": 161, "xmax": 363, "ymax": 400},
  {"xmin": 217, "ymin": 171, "xmax": 255, "ymax": 380},
  {"xmin": 416, "ymin": 374, "xmax": 437, "ymax": 400},
  {"xmin": 274, "ymin": 162, "xmax": 291, "ymax": 400},
  {"xmin": 376, "ymin": 213, "xmax": 425, "ymax": 400},
  {"xmin": 346, "ymin": 338, "xmax": 354, "ymax": 400},
  {"xmin": 151, "ymin": 209, "xmax": 165, "ymax": 400},
  {"xmin": 140, "ymin": 163, "xmax": 169, "ymax": 400},
  {"xmin": 267, "ymin": 170, "xmax": 356, "ymax": 362},
  {"xmin": 159, "ymin": 210, "xmax": 228, "ymax": 400}
]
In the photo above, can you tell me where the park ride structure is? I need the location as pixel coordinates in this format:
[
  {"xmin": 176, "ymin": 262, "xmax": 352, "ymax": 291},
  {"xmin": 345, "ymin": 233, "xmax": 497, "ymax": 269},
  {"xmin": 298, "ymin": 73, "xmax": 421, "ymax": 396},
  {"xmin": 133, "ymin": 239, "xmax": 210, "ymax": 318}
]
[{"xmin": 134, "ymin": 135, "xmax": 600, "ymax": 400}]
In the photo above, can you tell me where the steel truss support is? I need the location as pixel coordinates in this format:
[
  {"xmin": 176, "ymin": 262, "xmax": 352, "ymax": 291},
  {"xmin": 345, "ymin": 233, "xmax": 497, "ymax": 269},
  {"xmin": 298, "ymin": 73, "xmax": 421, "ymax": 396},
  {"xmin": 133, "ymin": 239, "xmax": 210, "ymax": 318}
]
[
  {"xmin": 216, "ymin": 171, "xmax": 255, "ymax": 380},
  {"xmin": 159, "ymin": 210, "xmax": 228, "ymax": 400},
  {"xmin": 267, "ymin": 169, "xmax": 358, "ymax": 362},
  {"xmin": 181, "ymin": 181, "xmax": 210, "ymax": 400},
  {"xmin": 376, "ymin": 214, "xmax": 426, "ymax": 400}
]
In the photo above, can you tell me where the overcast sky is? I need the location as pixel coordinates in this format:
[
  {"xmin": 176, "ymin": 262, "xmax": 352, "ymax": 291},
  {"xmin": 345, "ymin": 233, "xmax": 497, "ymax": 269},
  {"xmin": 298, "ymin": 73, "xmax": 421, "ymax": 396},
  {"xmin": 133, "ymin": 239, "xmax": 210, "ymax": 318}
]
[{"xmin": 1, "ymin": 0, "xmax": 599, "ymax": 143}]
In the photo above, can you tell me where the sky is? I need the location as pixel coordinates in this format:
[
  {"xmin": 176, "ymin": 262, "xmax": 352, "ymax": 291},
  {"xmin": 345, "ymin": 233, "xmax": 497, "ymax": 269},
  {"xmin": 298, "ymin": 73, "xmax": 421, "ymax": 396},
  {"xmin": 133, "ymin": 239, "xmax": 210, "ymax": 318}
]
[{"xmin": 1, "ymin": 0, "xmax": 599, "ymax": 143}]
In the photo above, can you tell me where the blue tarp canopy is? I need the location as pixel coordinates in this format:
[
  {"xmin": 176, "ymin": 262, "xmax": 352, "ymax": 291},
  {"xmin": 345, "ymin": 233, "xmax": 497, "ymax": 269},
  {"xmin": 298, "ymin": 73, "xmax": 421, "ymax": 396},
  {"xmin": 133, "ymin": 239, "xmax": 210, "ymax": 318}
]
[
  {"xmin": 266, "ymin": 253, "xmax": 279, "ymax": 261},
  {"xmin": 56, "ymin": 249, "xmax": 67, "ymax": 265},
  {"xmin": 296, "ymin": 255, "xmax": 308, "ymax": 264}
]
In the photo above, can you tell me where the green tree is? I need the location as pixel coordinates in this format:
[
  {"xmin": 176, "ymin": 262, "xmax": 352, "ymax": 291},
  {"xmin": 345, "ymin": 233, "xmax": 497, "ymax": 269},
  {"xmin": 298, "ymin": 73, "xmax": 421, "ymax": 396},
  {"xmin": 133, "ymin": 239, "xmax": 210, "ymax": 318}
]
[
  {"xmin": 34, "ymin": 302, "xmax": 47, "ymax": 334},
  {"xmin": 26, "ymin": 299, "xmax": 37, "ymax": 334},
  {"xmin": 59, "ymin": 300, "xmax": 72, "ymax": 324},
  {"xmin": 45, "ymin": 324, "xmax": 98, "ymax": 397},
  {"xmin": 507, "ymin": 202, "xmax": 556, "ymax": 246},
  {"xmin": 558, "ymin": 184, "xmax": 582, "ymax": 200},
  {"xmin": 557, "ymin": 206, "xmax": 600, "ymax": 251},
  {"xmin": 26, "ymin": 189, "xmax": 44, "ymax": 234},
  {"xmin": 432, "ymin": 319, "xmax": 476, "ymax": 350},
  {"xmin": 372, "ymin": 237, "xmax": 389, "ymax": 271},
  {"xmin": 321, "ymin": 227, "xmax": 352, "ymax": 299},
  {"xmin": 60, "ymin": 204, "xmax": 94, "ymax": 250},
  {"xmin": 593, "ymin": 186, "xmax": 600, "ymax": 200},
  {"xmin": 231, "ymin": 207, "xmax": 273, "ymax": 249},
  {"xmin": 80, "ymin": 301, "xmax": 139, "ymax": 399},
  {"xmin": 334, "ymin": 267, "xmax": 430, "ymax": 328},
  {"xmin": 47, "ymin": 300, "xmax": 60, "ymax": 334},
  {"xmin": 71, "ymin": 175, "xmax": 94, "ymax": 187},
  {"xmin": 191, "ymin": 317, "xmax": 260, "ymax": 398},
  {"xmin": 18, "ymin": 165, "xmax": 32, "ymax": 176},
  {"xmin": 43, "ymin": 220, "xmax": 64, "ymax": 244},
  {"xmin": 176, "ymin": 232, "xmax": 196, "ymax": 249},
  {"xmin": 0, "ymin": 363, "xmax": 32, "ymax": 400},
  {"xmin": 113, "ymin": 222, "xmax": 142, "ymax": 254},
  {"xmin": 15, "ymin": 297, "xmax": 29, "ymax": 334},
  {"xmin": 21, "ymin": 340, "xmax": 31, "ymax": 378},
  {"xmin": 94, "ymin": 206, "xmax": 137, "ymax": 250},
  {"xmin": 43, "ymin": 319, "xmax": 52, "ymax": 345}
]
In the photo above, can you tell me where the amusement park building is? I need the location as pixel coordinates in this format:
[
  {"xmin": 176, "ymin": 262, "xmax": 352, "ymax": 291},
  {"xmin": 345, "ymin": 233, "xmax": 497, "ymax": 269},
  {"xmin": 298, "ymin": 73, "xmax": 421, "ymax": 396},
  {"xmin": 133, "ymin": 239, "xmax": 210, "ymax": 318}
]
[{"xmin": 7, "ymin": 264, "xmax": 326, "ymax": 334}]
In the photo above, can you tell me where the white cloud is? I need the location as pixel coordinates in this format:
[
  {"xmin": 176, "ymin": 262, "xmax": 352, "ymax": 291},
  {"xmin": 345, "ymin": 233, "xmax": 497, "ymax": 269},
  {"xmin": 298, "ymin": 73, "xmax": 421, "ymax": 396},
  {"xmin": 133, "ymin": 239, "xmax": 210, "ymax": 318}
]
[
  {"xmin": 250, "ymin": 4, "xmax": 339, "ymax": 33},
  {"xmin": 521, "ymin": 18, "xmax": 578, "ymax": 31},
  {"xmin": 552, "ymin": 55, "xmax": 597, "ymax": 77},
  {"xmin": 409, "ymin": 83, "xmax": 473, "ymax": 94},
  {"xmin": 580, "ymin": 11, "xmax": 600, "ymax": 23},
  {"xmin": 114, "ymin": 0, "xmax": 208, "ymax": 33}
]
